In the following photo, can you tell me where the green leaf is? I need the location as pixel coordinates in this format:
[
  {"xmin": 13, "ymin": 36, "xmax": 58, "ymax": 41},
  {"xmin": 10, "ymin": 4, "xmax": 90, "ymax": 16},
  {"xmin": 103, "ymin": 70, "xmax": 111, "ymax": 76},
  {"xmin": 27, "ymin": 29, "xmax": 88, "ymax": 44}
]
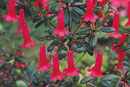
[
  {"xmin": 58, "ymin": 53, "xmax": 67, "ymax": 60},
  {"xmin": 102, "ymin": 74, "xmax": 119, "ymax": 81},
  {"xmin": 73, "ymin": 7, "xmax": 85, "ymax": 16},
  {"xmin": 33, "ymin": 16, "xmax": 41, "ymax": 23},
  {"xmin": 0, "ymin": 0, "xmax": 6, "ymax": 9},
  {"xmin": 35, "ymin": 20, "xmax": 44, "ymax": 28},
  {"xmin": 47, "ymin": 42, "xmax": 56, "ymax": 52},
  {"xmin": 74, "ymin": 2, "xmax": 84, "ymax": 6},
  {"xmin": 71, "ymin": 12, "xmax": 80, "ymax": 24},
  {"xmin": 73, "ymin": 76, "xmax": 80, "ymax": 83},
  {"xmin": 80, "ymin": 77, "xmax": 92, "ymax": 84},
  {"xmin": 91, "ymin": 36, "xmax": 97, "ymax": 50},
  {"xmin": 100, "ymin": 27, "xmax": 115, "ymax": 33},
  {"xmin": 38, "ymin": 37, "xmax": 48, "ymax": 41},
  {"xmin": 5, "ymin": 57, "xmax": 12, "ymax": 61},
  {"xmin": 103, "ymin": 4, "xmax": 108, "ymax": 14},
  {"xmin": 64, "ymin": 11, "xmax": 69, "ymax": 26},
  {"xmin": 122, "ymin": 44, "xmax": 130, "ymax": 51},
  {"xmin": 16, "ymin": 80, "xmax": 28, "ymax": 87}
]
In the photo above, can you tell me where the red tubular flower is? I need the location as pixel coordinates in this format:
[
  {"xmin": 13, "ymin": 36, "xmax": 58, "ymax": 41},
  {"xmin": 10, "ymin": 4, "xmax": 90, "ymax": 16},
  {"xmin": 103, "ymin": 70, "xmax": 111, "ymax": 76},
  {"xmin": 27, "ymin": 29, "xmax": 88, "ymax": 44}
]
[
  {"xmin": 121, "ymin": 82, "xmax": 129, "ymax": 87},
  {"xmin": 92, "ymin": 0, "xmax": 97, "ymax": 7},
  {"xmin": 53, "ymin": 7, "xmax": 69, "ymax": 37},
  {"xmin": 87, "ymin": 52, "xmax": 104, "ymax": 78},
  {"xmin": 21, "ymin": 24, "xmax": 37, "ymax": 49},
  {"xmin": 97, "ymin": 0, "xmax": 102, "ymax": 2},
  {"xmin": 63, "ymin": 50, "xmax": 80, "ymax": 77},
  {"xmin": 3, "ymin": 0, "xmax": 19, "ymax": 23},
  {"xmin": 125, "ymin": 1, "xmax": 130, "ymax": 27},
  {"xmin": 109, "ymin": 12, "xmax": 121, "ymax": 38},
  {"xmin": 49, "ymin": 54, "xmax": 64, "ymax": 82},
  {"xmin": 82, "ymin": 0, "xmax": 97, "ymax": 23},
  {"xmin": 15, "ymin": 9, "xmax": 31, "ymax": 34},
  {"xmin": 0, "ymin": 60, "xmax": 2, "ymax": 64},
  {"xmin": 34, "ymin": 0, "xmax": 49, "ymax": 10},
  {"xmin": 15, "ymin": 62, "xmax": 28, "ymax": 68},
  {"xmin": 37, "ymin": 45, "xmax": 52, "ymax": 71},
  {"xmin": 119, "ymin": 33, "xmax": 128, "ymax": 43},
  {"xmin": 0, "ymin": 72, "xmax": 3, "ymax": 76}
]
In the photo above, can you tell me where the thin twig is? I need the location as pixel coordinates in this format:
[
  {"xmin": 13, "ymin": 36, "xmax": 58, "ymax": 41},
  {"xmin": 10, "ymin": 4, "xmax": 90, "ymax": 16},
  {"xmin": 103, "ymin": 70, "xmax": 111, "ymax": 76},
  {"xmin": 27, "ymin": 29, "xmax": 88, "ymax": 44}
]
[
  {"xmin": 50, "ymin": 22, "xmax": 56, "ymax": 28},
  {"xmin": 116, "ymin": 70, "xmax": 127, "ymax": 87},
  {"xmin": 75, "ymin": 52, "xmax": 86, "ymax": 65},
  {"xmin": 72, "ymin": 21, "xmax": 83, "ymax": 36}
]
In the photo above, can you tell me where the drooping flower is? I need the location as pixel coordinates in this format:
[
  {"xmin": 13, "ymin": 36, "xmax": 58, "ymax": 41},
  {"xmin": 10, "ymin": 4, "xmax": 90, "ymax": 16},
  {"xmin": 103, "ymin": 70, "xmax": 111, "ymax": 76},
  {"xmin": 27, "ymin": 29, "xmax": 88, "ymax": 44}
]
[
  {"xmin": 37, "ymin": 45, "xmax": 52, "ymax": 71},
  {"xmin": 17, "ymin": 50, "xmax": 24, "ymax": 55},
  {"xmin": 0, "ymin": 72, "xmax": 3, "ymax": 76},
  {"xmin": 82, "ymin": 0, "xmax": 97, "ymax": 23},
  {"xmin": 15, "ymin": 62, "xmax": 28, "ymax": 68},
  {"xmin": 125, "ymin": 1, "xmax": 130, "ymax": 27},
  {"xmin": 92, "ymin": 0, "xmax": 97, "ymax": 7},
  {"xmin": 109, "ymin": 0, "xmax": 128, "ymax": 8},
  {"xmin": 87, "ymin": 52, "xmax": 104, "ymax": 78},
  {"xmin": 3, "ymin": 0, "xmax": 19, "ymax": 23},
  {"xmin": 53, "ymin": 7, "xmax": 69, "ymax": 37},
  {"xmin": 21, "ymin": 24, "xmax": 37, "ymax": 49},
  {"xmin": 49, "ymin": 54, "xmax": 64, "ymax": 82},
  {"xmin": 15, "ymin": 9, "xmax": 31, "ymax": 34},
  {"xmin": 121, "ymin": 82, "xmax": 129, "ymax": 87},
  {"xmin": 97, "ymin": 0, "xmax": 102, "ymax": 2},
  {"xmin": 119, "ymin": 33, "xmax": 128, "ymax": 43},
  {"xmin": 0, "ymin": 60, "xmax": 2, "ymax": 64},
  {"xmin": 108, "ymin": 12, "xmax": 121, "ymax": 38},
  {"xmin": 34, "ymin": 0, "xmax": 49, "ymax": 10},
  {"xmin": 63, "ymin": 50, "xmax": 80, "ymax": 77}
]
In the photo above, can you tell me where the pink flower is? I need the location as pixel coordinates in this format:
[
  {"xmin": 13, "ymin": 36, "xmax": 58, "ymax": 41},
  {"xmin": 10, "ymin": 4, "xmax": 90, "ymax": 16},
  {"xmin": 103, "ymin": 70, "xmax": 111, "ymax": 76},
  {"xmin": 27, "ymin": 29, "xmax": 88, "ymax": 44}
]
[
  {"xmin": 121, "ymin": 82, "xmax": 129, "ymax": 87},
  {"xmin": 15, "ymin": 62, "xmax": 28, "ymax": 68},
  {"xmin": 37, "ymin": 45, "xmax": 52, "ymax": 71},
  {"xmin": 34, "ymin": 0, "xmax": 49, "ymax": 10},
  {"xmin": 0, "ymin": 60, "xmax": 2, "ymax": 64},
  {"xmin": 108, "ymin": 12, "xmax": 121, "ymax": 38},
  {"xmin": 15, "ymin": 9, "xmax": 31, "ymax": 34},
  {"xmin": 125, "ymin": 1, "xmax": 130, "ymax": 27},
  {"xmin": 92, "ymin": 0, "xmax": 97, "ymax": 7},
  {"xmin": 17, "ymin": 50, "xmax": 24, "ymax": 55},
  {"xmin": 0, "ymin": 72, "xmax": 3, "ymax": 76},
  {"xmin": 109, "ymin": 0, "xmax": 128, "ymax": 8},
  {"xmin": 119, "ymin": 33, "xmax": 128, "ymax": 43},
  {"xmin": 63, "ymin": 50, "xmax": 80, "ymax": 77},
  {"xmin": 112, "ymin": 44, "xmax": 123, "ymax": 54},
  {"xmin": 82, "ymin": 0, "xmax": 97, "ymax": 23},
  {"xmin": 21, "ymin": 24, "xmax": 37, "ymax": 49},
  {"xmin": 97, "ymin": 0, "xmax": 102, "ymax": 2},
  {"xmin": 87, "ymin": 52, "xmax": 104, "ymax": 78},
  {"xmin": 3, "ymin": 0, "xmax": 19, "ymax": 23},
  {"xmin": 53, "ymin": 7, "xmax": 69, "ymax": 37},
  {"xmin": 49, "ymin": 54, "xmax": 64, "ymax": 82}
]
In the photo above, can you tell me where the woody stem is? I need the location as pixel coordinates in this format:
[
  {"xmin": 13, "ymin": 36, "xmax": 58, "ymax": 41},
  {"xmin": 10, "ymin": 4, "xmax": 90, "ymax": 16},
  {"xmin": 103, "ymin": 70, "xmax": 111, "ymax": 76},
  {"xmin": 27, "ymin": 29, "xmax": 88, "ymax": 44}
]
[{"xmin": 72, "ymin": 21, "xmax": 83, "ymax": 36}]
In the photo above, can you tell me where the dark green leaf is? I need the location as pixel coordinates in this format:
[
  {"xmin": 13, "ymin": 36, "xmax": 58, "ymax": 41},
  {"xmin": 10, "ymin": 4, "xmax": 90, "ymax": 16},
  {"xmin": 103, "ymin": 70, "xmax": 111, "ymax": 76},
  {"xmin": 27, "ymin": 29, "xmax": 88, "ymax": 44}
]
[
  {"xmin": 71, "ymin": 12, "xmax": 80, "ymax": 24},
  {"xmin": 33, "ymin": 16, "xmax": 41, "ymax": 23},
  {"xmin": 0, "ymin": 0, "xmax": 6, "ymax": 9},
  {"xmin": 80, "ymin": 77, "xmax": 92, "ymax": 84},
  {"xmin": 35, "ymin": 20, "xmax": 44, "ymax": 28},
  {"xmin": 47, "ymin": 42, "xmax": 56, "ymax": 52},
  {"xmin": 73, "ymin": 76, "xmax": 80, "ymax": 83},
  {"xmin": 73, "ymin": 7, "xmax": 85, "ymax": 16},
  {"xmin": 122, "ymin": 44, "xmax": 130, "ymax": 51},
  {"xmin": 5, "ymin": 57, "xmax": 12, "ymax": 61},
  {"xmin": 100, "ymin": 27, "xmax": 115, "ymax": 33},
  {"xmin": 102, "ymin": 74, "xmax": 119, "ymax": 81}
]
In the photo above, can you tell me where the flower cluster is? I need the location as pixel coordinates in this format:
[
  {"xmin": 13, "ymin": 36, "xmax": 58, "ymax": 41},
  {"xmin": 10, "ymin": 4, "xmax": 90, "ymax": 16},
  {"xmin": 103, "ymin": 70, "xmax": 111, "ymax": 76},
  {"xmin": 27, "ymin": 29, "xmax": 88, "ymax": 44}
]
[{"xmin": 112, "ymin": 33, "xmax": 129, "ymax": 70}]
